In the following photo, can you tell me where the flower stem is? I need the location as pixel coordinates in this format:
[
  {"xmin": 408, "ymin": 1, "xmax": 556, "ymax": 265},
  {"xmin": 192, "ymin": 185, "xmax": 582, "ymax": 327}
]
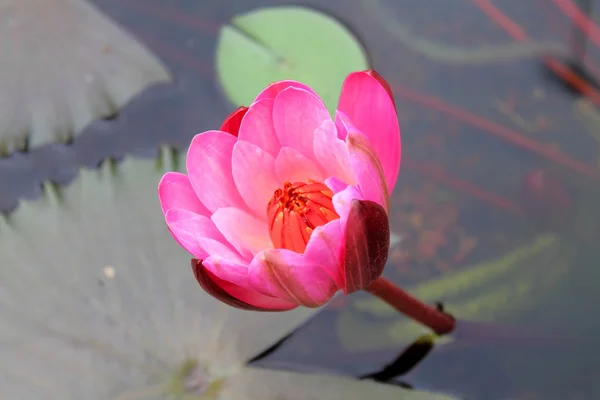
[{"xmin": 365, "ymin": 277, "xmax": 455, "ymax": 335}]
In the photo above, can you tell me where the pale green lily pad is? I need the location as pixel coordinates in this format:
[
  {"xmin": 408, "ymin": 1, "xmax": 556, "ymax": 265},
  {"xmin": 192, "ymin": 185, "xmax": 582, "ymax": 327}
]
[
  {"xmin": 0, "ymin": 0, "xmax": 171, "ymax": 155},
  {"xmin": 0, "ymin": 148, "xmax": 455, "ymax": 399},
  {"xmin": 215, "ymin": 6, "xmax": 369, "ymax": 113},
  {"xmin": 338, "ymin": 234, "xmax": 572, "ymax": 352}
]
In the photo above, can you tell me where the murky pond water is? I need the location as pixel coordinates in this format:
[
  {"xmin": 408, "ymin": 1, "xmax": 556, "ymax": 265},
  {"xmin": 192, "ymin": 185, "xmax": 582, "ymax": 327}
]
[{"xmin": 2, "ymin": 0, "xmax": 600, "ymax": 399}]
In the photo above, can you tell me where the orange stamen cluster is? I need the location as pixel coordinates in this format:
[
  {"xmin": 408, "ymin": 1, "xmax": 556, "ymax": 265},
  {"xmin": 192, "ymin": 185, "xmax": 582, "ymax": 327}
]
[{"xmin": 267, "ymin": 181, "xmax": 339, "ymax": 253}]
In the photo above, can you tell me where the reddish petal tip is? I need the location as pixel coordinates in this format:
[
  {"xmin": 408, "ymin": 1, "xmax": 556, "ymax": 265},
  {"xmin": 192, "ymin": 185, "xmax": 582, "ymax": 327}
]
[
  {"xmin": 342, "ymin": 199, "xmax": 390, "ymax": 293},
  {"xmin": 361, "ymin": 70, "xmax": 396, "ymax": 108},
  {"xmin": 220, "ymin": 106, "xmax": 249, "ymax": 137},
  {"xmin": 191, "ymin": 259, "xmax": 283, "ymax": 312}
]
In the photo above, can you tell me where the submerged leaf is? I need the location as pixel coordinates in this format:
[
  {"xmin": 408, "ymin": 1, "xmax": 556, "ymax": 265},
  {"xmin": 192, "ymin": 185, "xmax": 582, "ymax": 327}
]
[
  {"xmin": 0, "ymin": 149, "xmax": 454, "ymax": 399},
  {"xmin": 225, "ymin": 367, "xmax": 456, "ymax": 400},
  {"xmin": 0, "ymin": 0, "xmax": 172, "ymax": 155},
  {"xmin": 338, "ymin": 234, "xmax": 570, "ymax": 351},
  {"xmin": 215, "ymin": 6, "xmax": 369, "ymax": 113}
]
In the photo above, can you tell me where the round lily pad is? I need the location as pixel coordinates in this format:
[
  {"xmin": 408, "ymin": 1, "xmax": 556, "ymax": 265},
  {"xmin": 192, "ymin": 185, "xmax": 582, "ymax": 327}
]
[
  {"xmin": 0, "ymin": 148, "xmax": 456, "ymax": 400},
  {"xmin": 215, "ymin": 6, "xmax": 369, "ymax": 113}
]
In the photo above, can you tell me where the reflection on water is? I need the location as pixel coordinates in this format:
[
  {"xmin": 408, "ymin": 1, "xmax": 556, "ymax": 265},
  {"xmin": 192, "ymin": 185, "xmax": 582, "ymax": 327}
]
[{"xmin": 2, "ymin": 0, "xmax": 600, "ymax": 399}]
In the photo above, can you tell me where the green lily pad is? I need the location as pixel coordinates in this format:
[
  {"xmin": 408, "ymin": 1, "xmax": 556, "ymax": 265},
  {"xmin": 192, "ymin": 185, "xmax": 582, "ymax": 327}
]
[
  {"xmin": 215, "ymin": 6, "xmax": 369, "ymax": 113},
  {"xmin": 337, "ymin": 234, "xmax": 572, "ymax": 352},
  {"xmin": 0, "ymin": 148, "xmax": 456, "ymax": 400},
  {"xmin": 0, "ymin": 0, "xmax": 171, "ymax": 155}
]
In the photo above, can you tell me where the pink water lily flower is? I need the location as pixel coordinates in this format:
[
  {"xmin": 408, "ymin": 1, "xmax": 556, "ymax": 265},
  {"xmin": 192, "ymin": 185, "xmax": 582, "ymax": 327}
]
[{"xmin": 158, "ymin": 70, "xmax": 401, "ymax": 311}]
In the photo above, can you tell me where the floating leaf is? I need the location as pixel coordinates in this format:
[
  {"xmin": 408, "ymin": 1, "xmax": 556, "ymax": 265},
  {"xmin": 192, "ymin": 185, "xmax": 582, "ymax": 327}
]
[
  {"xmin": 0, "ymin": 148, "xmax": 454, "ymax": 399},
  {"xmin": 215, "ymin": 6, "xmax": 369, "ymax": 113},
  {"xmin": 337, "ymin": 234, "xmax": 571, "ymax": 352},
  {"xmin": 0, "ymin": 0, "xmax": 171, "ymax": 155}
]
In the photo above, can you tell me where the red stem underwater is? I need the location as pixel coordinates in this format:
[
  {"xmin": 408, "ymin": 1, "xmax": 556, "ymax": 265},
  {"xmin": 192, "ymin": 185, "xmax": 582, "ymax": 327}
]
[
  {"xmin": 364, "ymin": 277, "xmax": 456, "ymax": 335},
  {"xmin": 473, "ymin": 0, "xmax": 600, "ymax": 110},
  {"xmin": 553, "ymin": 0, "xmax": 600, "ymax": 49}
]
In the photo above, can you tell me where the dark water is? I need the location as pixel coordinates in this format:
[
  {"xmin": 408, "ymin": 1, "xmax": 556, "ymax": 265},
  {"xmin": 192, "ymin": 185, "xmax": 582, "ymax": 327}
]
[{"xmin": 2, "ymin": 0, "xmax": 600, "ymax": 399}]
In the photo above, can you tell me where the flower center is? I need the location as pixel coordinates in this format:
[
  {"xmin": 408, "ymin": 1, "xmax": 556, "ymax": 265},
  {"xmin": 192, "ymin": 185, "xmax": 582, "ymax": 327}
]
[{"xmin": 267, "ymin": 181, "xmax": 340, "ymax": 253}]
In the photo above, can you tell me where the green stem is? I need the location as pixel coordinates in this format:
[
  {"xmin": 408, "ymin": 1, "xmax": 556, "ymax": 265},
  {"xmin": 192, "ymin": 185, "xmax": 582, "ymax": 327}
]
[{"xmin": 365, "ymin": 277, "xmax": 456, "ymax": 335}]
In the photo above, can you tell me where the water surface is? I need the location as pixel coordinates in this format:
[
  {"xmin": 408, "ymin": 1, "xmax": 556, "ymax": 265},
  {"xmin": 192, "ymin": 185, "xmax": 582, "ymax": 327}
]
[{"xmin": 2, "ymin": 1, "xmax": 600, "ymax": 398}]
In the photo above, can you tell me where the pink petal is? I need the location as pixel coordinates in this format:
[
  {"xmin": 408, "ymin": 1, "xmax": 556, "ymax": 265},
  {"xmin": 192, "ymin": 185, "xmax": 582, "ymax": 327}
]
[
  {"xmin": 331, "ymin": 182, "xmax": 365, "ymax": 222},
  {"xmin": 232, "ymin": 140, "xmax": 279, "ymax": 219},
  {"xmin": 334, "ymin": 111, "xmax": 351, "ymax": 141},
  {"xmin": 303, "ymin": 220, "xmax": 344, "ymax": 289},
  {"xmin": 272, "ymin": 87, "xmax": 331, "ymax": 160},
  {"xmin": 313, "ymin": 119, "xmax": 354, "ymax": 184},
  {"xmin": 186, "ymin": 131, "xmax": 248, "ymax": 214},
  {"xmin": 275, "ymin": 147, "xmax": 325, "ymax": 184},
  {"xmin": 254, "ymin": 80, "xmax": 320, "ymax": 102},
  {"xmin": 341, "ymin": 199, "xmax": 390, "ymax": 294},
  {"xmin": 158, "ymin": 172, "xmax": 210, "ymax": 217},
  {"xmin": 220, "ymin": 106, "xmax": 249, "ymax": 137},
  {"xmin": 211, "ymin": 207, "xmax": 272, "ymax": 261},
  {"xmin": 324, "ymin": 176, "xmax": 349, "ymax": 194},
  {"xmin": 165, "ymin": 209, "xmax": 243, "ymax": 262},
  {"xmin": 238, "ymin": 98, "xmax": 280, "ymax": 157},
  {"xmin": 338, "ymin": 71, "xmax": 401, "ymax": 194},
  {"xmin": 248, "ymin": 249, "xmax": 338, "ymax": 307},
  {"xmin": 192, "ymin": 259, "xmax": 297, "ymax": 311},
  {"xmin": 346, "ymin": 130, "xmax": 389, "ymax": 213},
  {"xmin": 363, "ymin": 70, "xmax": 396, "ymax": 109},
  {"xmin": 202, "ymin": 254, "xmax": 251, "ymax": 289}
]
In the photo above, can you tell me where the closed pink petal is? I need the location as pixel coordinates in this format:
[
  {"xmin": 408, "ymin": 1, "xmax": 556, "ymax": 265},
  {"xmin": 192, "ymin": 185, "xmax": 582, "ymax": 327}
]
[
  {"xmin": 254, "ymin": 80, "xmax": 320, "ymax": 102},
  {"xmin": 331, "ymin": 185, "xmax": 389, "ymax": 293},
  {"xmin": 346, "ymin": 130, "xmax": 389, "ymax": 213},
  {"xmin": 272, "ymin": 87, "xmax": 331, "ymax": 159},
  {"xmin": 341, "ymin": 199, "xmax": 390, "ymax": 293},
  {"xmin": 313, "ymin": 119, "xmax": 354, "ymax": 185},
  {"xmin": 186, "ymin": 131, "xmax": 247, "ymax": 214},
  {"xmin": 338, "ymin": 71, "xmax": 401, "ymax": 194},
  {"xmin": 211, "ymin": 207, "xmax": 273, "ymax": 261},
  {"xmin": 238, "ymin": 98, "xmax": 280, "ymax": 157},
  {"xmin": 303, "ymin": 220, "xmax": 344, "ymax": 289},
  {"xmin": 332, "ymin": 186, "xmax": 363, "ymax": 288},
  {"xmin": 158, "ymin": 172, "xmax": 210, "ymax": 217},
  {"xmin": 232, "ymin": 140, "xmax": 279, "ymax": 219},
  {"xmin": 249, "ymin": 249, "xmax": 338, "ymax": 307},
  {"xmin": 165, "ymin": 209, "xmax": 243, "ymax": 262},
  {"xmin": 275, "ymin": 147, "xmax": 325, "ymax": 184},
  {"xmin": 193, "ymin": 259, "xmax": 297, "ymax": 311}
]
